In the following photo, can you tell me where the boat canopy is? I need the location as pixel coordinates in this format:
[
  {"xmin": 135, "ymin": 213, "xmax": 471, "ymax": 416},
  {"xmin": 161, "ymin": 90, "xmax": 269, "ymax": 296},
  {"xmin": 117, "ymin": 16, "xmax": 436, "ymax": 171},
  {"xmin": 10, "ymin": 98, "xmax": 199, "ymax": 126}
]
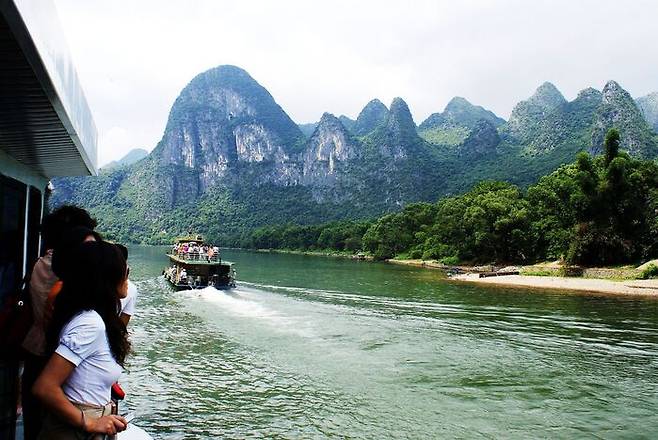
[
  {"xmin": 0, "ymin": 0, "xmax": 98, "ymax": 179},
  {"xmin": 174, "ymin": 234, "xmax": 205, "ymax": 244}
]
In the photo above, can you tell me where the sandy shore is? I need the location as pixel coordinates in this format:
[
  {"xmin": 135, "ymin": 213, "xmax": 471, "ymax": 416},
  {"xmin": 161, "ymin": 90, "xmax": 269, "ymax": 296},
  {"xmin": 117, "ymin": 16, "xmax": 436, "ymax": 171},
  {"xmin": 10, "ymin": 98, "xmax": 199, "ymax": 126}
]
[{"xmin": 453, "ymin": 273, "xmax": 658, "ymax": 297}]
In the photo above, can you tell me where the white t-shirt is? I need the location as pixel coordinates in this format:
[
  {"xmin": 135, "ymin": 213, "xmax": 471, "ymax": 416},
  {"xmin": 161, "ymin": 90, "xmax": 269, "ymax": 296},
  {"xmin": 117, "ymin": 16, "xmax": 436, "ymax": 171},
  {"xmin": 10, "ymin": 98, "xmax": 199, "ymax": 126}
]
[
  {"xmin": 120, "ymin": 280, "xmax": 138, "ymax": 316},
  {"xmin": 55, "ymin": 310, "xmax": 123, "ymax": 405}
]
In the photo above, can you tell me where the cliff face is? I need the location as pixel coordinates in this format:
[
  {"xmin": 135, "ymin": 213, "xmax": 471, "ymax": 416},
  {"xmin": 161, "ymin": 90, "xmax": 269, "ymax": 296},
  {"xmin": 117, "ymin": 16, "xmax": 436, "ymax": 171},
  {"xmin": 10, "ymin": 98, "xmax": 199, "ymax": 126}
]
[
  {"xmin": 637, "ymin": 92, "xmax": 658, "ymax": 133},
  {"xmin": 50, "ymin": 65, "xmax": 658, "ymax": 244},
  {"xmin": 459, "ymin": 120, "xmax": 500, "ymax": 158},
  {"xmin": 590, "ymin": 81, "xmax": 657, "ymax": 157},
  {"xmin": 375, "ymin": 97, "xmax": 418, "ymax": 159},
  {"xmin": 499, "ymin": 81, "xmax": 657, "ymax": 158},
  {"xmin": 506, "ymin": 82, "xmax": 567, "ymax": 142},
  {"xmin": 352, "ymin": 99, "xmax": 389, "ymax": 136},
  {"xmin": 515, "ymin": 86, "xmax": 602, "ymax": 155},
  {"xmin": 418, "ymin": 96, "xmax": 505, "ymax": 148},
  {"xmin": 153, "ymin": 65, "xmax": 306, "ymax": 189},
  {"xmin": 302, "ymin": 113, "xmax": 358, "ymax": 187},
  {"xmin": 420, "ymin": 96, "xmax": 505, "ymax": 132}
]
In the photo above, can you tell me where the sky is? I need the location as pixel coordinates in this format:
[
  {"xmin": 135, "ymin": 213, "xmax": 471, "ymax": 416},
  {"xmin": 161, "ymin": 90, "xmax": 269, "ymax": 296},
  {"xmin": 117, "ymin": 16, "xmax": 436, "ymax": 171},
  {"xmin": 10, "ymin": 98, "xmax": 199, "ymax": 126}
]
[{"xmin": 53, "ymin": 0, "xmax": 658, "ymax": 167}]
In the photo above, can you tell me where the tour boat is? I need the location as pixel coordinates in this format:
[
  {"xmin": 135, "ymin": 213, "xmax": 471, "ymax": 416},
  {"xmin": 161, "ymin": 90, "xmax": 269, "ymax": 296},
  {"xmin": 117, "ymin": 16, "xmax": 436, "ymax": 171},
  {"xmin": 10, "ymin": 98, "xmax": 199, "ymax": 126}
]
[{"xmin": 163, "ymin": 235, "xmax": 236, "ymax": 290}]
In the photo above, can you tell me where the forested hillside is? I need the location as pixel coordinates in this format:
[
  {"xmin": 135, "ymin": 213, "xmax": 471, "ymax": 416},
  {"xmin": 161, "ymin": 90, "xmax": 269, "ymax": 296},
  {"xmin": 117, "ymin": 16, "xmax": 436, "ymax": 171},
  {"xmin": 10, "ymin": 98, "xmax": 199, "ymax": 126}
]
[
  {"xmin": 51, "ymin": 66, "xmax": 658, "ymax": 245},
  {"xmin": 244, "ymin": 130, "xmax": 658, "ymax": 267}
]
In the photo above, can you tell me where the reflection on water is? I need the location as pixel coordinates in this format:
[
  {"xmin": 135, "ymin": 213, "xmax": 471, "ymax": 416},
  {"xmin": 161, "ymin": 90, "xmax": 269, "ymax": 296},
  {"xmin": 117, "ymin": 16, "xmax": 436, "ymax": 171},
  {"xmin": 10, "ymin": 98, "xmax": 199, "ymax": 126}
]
[{"xmin": 122, "ymin": 247, "xmax": 658, "ymax": 439}]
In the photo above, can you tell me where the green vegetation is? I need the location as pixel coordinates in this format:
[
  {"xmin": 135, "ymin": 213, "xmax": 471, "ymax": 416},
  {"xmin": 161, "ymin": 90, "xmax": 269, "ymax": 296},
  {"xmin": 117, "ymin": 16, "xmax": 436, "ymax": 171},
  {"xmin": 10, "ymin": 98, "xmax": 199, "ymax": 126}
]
[
  {"xmin": 419, "ymin": 126, "xmax": 470, "ymax": 146},
  {"xmin": 639, "ymin": 264, "xmax": 658, "ymax": 279},
  {"xmin": 240, "ymin": 221, "xmax": 372, "ymax": 252},
  {"xmin": 243, "ymin": 130, "xmax": 658, "ymax": 267},
  {"xmin": 50, "ymin": 68, "xmax": 658, "ymax": 258},
  {"xmin": 519, "ymin": 269, "xmax": 556, "ymax": 277},
  {"xmin": 366, "ymin": 136, "xmax": 658, "ymax": 265}
]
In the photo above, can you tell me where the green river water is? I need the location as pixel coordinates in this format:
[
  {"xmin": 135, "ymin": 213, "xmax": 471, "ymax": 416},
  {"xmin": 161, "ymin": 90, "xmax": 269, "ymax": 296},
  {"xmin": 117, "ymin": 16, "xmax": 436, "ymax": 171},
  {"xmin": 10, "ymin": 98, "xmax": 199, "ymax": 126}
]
[{"xmin": 121, "ymin": 246, "xmax": 658, "ymax": 439}]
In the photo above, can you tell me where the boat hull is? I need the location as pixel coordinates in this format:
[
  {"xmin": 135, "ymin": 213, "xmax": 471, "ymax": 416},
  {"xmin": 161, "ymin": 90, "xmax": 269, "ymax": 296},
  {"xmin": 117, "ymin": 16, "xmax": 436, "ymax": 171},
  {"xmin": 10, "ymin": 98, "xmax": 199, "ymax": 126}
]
[
  {"xmin": 163, "ymin": 274, "xmax": 236, "ymax": 291},
  {"xmin": 163, "ymin": 253, "xmax": 236, "ymax": 291}
]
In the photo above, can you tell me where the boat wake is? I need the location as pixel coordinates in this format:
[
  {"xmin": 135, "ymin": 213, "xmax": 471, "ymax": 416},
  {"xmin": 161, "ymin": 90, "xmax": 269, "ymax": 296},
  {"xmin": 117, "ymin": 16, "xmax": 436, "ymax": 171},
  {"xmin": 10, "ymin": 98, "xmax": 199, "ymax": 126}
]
[
  {"xmin": 178, "ymin": 281, "xmax": 658, "ymax": 360},
  {"xmin": 181, "ymin": 286, "xmax": 278, "ymax": 319},
  {"xmin": 176, "ymin": 285, "xmax": 319, "ymax": 339}
]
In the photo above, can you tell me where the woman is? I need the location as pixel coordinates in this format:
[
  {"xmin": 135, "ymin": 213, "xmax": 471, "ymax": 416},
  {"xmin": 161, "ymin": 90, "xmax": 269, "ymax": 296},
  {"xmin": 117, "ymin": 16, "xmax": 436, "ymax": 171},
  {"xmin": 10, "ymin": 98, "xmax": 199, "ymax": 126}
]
[
  {"xmin": 23, "ymin": 224, "xmax": 100, "ymax": 440},
  {"xmin": 33, "ymin": 241, "xmax": 130, "ymax": 439},
  {"xmin": 114, "ymin": 244, "xmax": 138, "ymax": 327}
]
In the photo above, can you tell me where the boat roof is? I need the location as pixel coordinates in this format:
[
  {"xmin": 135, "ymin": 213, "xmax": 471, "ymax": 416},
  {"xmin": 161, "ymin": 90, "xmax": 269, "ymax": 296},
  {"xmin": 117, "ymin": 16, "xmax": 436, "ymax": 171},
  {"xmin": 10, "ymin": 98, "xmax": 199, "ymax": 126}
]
[
  {"xmin": 0, "ymin": 0, "xmax": 98, "ymax": 178},
  {"xmin": 174, "ymin": 235, "xmax": 205, "ymax": 244}
]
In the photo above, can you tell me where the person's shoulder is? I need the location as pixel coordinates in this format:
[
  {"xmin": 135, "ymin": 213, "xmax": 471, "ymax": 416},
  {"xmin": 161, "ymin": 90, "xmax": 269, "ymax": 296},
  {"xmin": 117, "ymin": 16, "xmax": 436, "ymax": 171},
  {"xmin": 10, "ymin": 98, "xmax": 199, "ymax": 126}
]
[
  {"xmin": 65, "ymin": 310, "xmax": 105, "ymax": 333},
  {"xmin": 57, "ymin": 310, "xmax": 105, "ymax": 362},
  {"xmin": 30, "ymin": 252, "xmax": 56, "ymax": 285},
  {"xmin": 127, "ymin": 279, "xmax": 139, "ymax": 295}
]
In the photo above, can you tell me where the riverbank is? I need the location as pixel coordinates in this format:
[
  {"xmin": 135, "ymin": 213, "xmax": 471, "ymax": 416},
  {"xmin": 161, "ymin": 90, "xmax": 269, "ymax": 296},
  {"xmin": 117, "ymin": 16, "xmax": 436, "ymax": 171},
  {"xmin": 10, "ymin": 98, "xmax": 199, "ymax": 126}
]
[
  {"xmin": 253, "ymin": 251, "xmax": 658, "ymax": 296},
  {"xmin": 452, "ymin": 273, "xmax": 658, "ymax": 297},
  {"xmin": 386, "ymin": 258, "xmax": 658, "ymax": 296},
  {"xmin": 255, "ymin": 248, "xmax": 373, "ymax": 260},
  {"xmin": 386, "ymin": 258, "xmax": 488, "ymax": 272}
]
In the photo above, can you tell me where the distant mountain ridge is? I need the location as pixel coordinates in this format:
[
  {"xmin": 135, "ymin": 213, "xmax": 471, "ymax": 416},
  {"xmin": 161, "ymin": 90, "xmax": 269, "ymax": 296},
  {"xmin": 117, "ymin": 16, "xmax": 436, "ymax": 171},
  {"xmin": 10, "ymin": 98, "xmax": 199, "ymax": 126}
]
[
  {"xmin": 50, "ymin": 65, "xmax": 658, "ymax": 244},
  {"xmin": 637, "ymin": 92, "xmax": 658, "ymax": 132},
  {"xmin": 590, "ymin": 81, "xmax": 657, "ymax": 157},
  {"xmin": 416, "ymin": 96, "xmax": 504, "ymax": 147},
  {"xmin": 101, "ymin": 148, "xmax": 148, "ymax": 171}
]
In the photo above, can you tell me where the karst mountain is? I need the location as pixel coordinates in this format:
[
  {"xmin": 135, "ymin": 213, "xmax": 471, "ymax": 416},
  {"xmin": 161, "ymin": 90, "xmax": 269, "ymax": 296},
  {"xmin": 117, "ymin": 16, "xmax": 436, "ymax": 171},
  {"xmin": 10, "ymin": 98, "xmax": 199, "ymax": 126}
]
[{"xmin": 51, "ymin": 65, "xmax": 658, "ymax": 243}]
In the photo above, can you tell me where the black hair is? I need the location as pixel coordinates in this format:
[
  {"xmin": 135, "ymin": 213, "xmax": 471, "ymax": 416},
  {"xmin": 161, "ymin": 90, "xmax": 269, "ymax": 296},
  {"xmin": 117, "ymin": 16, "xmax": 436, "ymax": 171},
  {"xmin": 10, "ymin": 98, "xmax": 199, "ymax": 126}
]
[
  {"xmin": 51, "ymin": 226, "xmax": 103, "ymax": 279},
  {"xmin": 48, "ymin": 241, "xmax": 131, "ymax": 366},
  {"xmin": 115, "ymin": 243, "xmax": 128, "ymax": 261},
  {"xmin": 41, "ymin": 205, "xmax": 97, "ymax": 251}
]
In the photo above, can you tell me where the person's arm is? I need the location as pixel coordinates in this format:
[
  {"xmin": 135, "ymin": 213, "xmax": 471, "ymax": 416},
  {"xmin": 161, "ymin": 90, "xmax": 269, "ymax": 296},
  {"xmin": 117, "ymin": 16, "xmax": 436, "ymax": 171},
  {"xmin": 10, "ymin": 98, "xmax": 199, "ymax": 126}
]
[
  {"xmin": 33, "ymin": 354, "xmax": 127, "ymax": 435},
  {"xmin": 119, "ymin": 280, "xmax": 138, "ymax": 326},
  {"xmin": 120, "ymin": 313, "xmax": 131, "ymax": 326}
]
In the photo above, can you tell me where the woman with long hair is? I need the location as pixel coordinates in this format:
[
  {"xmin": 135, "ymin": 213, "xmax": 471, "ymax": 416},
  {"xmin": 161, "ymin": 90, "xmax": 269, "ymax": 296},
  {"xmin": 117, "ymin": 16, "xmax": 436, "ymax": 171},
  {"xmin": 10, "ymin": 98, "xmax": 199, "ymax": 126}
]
[
  {"xmin": 33, "ymin": 241, "xmax": 131, "ymax": 438},
  {"xmin": 22, "ymin": 225, "xmax": 100, "ymax": 440}
]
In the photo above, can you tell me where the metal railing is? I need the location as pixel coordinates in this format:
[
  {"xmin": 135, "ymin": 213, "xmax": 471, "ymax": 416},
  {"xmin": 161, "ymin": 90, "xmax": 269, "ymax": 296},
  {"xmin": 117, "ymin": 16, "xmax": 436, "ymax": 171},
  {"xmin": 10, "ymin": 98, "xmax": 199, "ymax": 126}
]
[{"xmin": 173, "ymin": 251, "xmax": 220, "ymax": 262}]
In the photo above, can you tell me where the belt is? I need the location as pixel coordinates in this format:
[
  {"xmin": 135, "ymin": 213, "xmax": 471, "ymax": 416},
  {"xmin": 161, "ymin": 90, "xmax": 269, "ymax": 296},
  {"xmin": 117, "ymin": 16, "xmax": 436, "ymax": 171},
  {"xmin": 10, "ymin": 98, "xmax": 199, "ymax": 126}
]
[{"xmin": 72, "ymin": 400, "xmax": 115, "ymax": 417}]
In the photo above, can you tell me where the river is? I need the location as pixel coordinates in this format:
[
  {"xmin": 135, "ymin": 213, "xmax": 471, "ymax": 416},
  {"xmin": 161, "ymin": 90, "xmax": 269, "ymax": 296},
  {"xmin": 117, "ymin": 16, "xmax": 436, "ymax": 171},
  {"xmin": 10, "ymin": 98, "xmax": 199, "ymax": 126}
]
[{"xmin": 121, "ymin": 246, "xmax": 658, "ymax": 439}]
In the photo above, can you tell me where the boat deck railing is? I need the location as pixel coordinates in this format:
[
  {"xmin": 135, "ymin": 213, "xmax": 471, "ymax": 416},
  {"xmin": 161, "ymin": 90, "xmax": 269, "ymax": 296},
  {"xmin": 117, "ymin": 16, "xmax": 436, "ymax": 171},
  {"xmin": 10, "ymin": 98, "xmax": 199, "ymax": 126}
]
[{"xmin": 171, "ymin": 251, "xmax": 221, "ymax": 263}]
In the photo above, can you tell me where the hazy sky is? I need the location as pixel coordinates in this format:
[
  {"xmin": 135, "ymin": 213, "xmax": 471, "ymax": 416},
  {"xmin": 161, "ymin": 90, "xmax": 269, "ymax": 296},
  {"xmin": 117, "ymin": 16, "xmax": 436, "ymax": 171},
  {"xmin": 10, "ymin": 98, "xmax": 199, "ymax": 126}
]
[{"xmin": 53, "ymin": 0, "xmax": 658, "ymax": 166}]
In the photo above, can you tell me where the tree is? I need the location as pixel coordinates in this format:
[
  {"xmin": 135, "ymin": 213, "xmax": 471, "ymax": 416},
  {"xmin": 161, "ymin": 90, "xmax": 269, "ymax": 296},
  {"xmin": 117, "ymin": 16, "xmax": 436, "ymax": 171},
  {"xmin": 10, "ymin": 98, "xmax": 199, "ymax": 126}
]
[{"xmin": 604, "ymin": 128, "xmax": 620, "ymax": 167}]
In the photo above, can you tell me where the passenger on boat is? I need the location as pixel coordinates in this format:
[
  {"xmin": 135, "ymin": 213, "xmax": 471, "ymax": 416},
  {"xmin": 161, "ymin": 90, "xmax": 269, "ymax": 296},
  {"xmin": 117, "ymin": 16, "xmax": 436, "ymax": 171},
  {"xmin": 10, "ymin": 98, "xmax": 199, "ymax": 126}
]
[
  {"xmin": 22, "ymin": 207, "xmax": 98, "ymax": 440},
  {"xmin": 33, "ymin": 241, "xmax": 130, "ymax": 439}
]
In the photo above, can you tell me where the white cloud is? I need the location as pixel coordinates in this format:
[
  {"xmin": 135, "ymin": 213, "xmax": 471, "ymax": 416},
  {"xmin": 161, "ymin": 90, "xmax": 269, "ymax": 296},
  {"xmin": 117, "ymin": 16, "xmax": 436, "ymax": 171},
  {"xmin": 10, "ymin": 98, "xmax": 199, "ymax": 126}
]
[{"xmin": 53, "ymin": 0, "xmax": 658, "ymax": 166}]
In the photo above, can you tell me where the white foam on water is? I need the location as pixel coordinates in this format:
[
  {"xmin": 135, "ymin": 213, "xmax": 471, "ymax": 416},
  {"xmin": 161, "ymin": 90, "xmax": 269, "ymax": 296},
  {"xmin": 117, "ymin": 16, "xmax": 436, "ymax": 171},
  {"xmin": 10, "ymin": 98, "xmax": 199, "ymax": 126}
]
[
  {"xmin": 200, "ymin": 287, "xmax": 278, "ymax": 318},
  {"xmin": 178, "ymin": 286, "xmax": 318, "ymax": 338},
  {"xmin": 240, "ymin": 280, "xmax": 344, "ymax": 295}
]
